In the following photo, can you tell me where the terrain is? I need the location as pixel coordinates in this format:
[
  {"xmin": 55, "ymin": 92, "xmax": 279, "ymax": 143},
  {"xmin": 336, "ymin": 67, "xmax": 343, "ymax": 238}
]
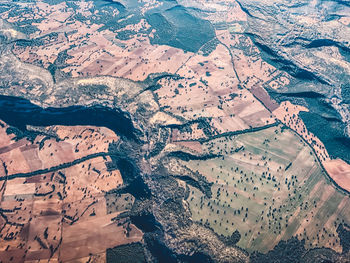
[{"xmin": 0, "ymin": 0, "xmax": 349, "ymax": 262}]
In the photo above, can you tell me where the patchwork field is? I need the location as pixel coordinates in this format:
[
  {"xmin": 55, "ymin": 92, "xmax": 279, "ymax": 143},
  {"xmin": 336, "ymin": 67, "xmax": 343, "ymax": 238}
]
[
  {"xmin": 156, "ymin": 76, "xmax": 276, "ymax": 140},
  {"xmin": 165, "ymin": 126, "xmax": 350, "ymax": 253},
  {"xmin": 5, "ymin": 1, "xmax": 192, "ymax": 82},
  {"xmin": 2, "ymin": 0, "xmax": 349, "ymax": 190},
  {"xmin": 0, "ymin": 0, "xmax": 349, "ymax": 261},
  {"xmin": 0, "ymin": 121, "xmax": 142, "ymax": 262}
]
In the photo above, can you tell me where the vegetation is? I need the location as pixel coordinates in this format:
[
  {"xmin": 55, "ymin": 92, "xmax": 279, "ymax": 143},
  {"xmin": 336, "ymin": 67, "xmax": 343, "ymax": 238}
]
[
  {"xmin": 146, "ymin": 5, "xmax": 215, "ymax": 53},
  {"xmin": 337, "ymin": 223, "xmax": 350, "ymax": 254},
  {"xmin": 250, "ymin": 237, "xmax": 306, "ymax": 263},
  {"xmin": 107, "ymin": 242, "xmax": 146, "ymax": 263}
]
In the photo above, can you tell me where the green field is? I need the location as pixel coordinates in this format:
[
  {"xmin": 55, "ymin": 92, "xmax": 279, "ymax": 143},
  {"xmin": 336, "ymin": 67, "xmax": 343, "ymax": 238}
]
[{"xmin": 167, "ymin": 126, "xmax": 350, "ymax": 252}]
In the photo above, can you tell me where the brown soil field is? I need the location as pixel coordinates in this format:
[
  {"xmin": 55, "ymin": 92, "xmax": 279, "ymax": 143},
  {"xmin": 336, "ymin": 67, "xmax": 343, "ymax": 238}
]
[
  {"xmin": 60, "ymin": 213, "xmax": 142, "ymax": 262},
  {"xmin": 0, "ymin": 121, "xmax": 142, "ymax": 262},
  {"xmin": 324, "ymin": 159, "xmax": 350, "ymax": 192},
  {"xmin": 0, "ymin": 125, "xmax": 118, "ymax": 175},
  {"xmin": 250, "ymin": 85, "xmax": 279, "ymax": 112}
]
